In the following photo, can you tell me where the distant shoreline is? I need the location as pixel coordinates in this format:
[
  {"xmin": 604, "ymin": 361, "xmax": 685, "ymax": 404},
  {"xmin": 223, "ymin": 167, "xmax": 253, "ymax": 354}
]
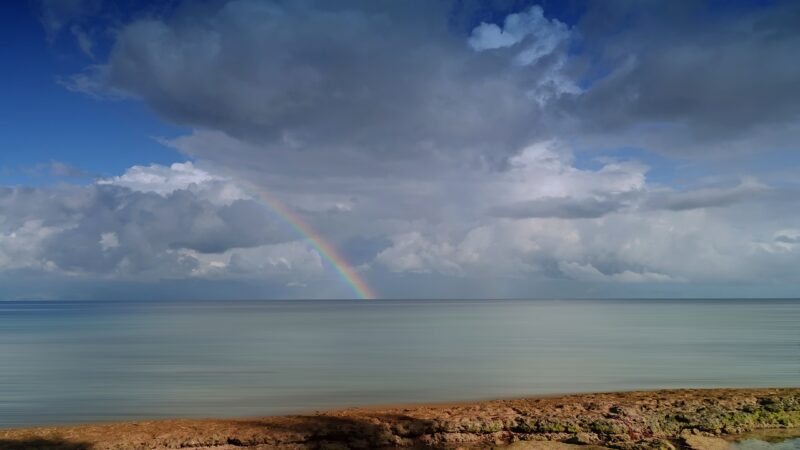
[{"xmin": 0, "ymin": 388, "xmax": 798, "ymax": 449}]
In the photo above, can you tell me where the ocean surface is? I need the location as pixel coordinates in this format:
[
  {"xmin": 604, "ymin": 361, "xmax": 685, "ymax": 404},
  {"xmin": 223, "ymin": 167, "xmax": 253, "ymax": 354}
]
[{"xmin": 0, "ymin": 298, "xmax": 798, "ymax": 428}]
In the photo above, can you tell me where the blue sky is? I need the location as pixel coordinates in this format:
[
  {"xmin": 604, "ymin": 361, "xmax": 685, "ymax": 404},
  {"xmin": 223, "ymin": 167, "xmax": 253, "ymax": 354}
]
[
  {"xmin": 0, "ymin": 1, "xmax": 184, "ymax": 185},
  {"xmin": 0, "ymin": 0, "xmax": 798, "ymax": 299}
]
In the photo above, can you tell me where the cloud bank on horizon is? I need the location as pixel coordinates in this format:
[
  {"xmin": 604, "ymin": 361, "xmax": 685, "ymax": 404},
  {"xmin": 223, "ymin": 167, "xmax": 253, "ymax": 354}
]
[{"xmin": 1, "ymin": 0, "xmax": 799, "ymax": 299}]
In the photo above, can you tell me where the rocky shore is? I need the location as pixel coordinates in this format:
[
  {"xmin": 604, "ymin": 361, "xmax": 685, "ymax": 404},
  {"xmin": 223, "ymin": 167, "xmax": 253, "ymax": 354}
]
[{"xmin": 1, "ymin": 388, "xmax": 798, "ymax": 450}]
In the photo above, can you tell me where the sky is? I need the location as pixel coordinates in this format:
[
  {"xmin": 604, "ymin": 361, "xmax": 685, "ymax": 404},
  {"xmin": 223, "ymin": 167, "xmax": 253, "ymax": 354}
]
[{"xmin": 0, "ymin": 0, "xmax": 799, "ymax": 300}]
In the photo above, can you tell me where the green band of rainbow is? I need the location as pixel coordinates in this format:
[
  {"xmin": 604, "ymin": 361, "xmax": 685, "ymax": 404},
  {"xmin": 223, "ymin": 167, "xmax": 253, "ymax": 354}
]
[{"xmin": 247, "ymin": 186, "xmax": 376, "ymax": 300}]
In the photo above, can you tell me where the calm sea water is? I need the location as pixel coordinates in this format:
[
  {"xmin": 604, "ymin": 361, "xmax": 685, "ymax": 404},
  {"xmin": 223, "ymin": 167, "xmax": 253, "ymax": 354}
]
[{"xmin": 0, "ymin": 299, "xmax": 798, "ymax": 428}]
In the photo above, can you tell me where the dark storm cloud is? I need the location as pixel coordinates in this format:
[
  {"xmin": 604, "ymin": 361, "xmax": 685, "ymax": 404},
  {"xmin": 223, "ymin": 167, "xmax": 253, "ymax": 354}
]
[
  {"xmin": 67, "ymin": 0, "xmax": 574, "ymax": 175},
  {"xmin": 559, "ymin": 1, "xmax": 800, "ymax": 154},
  {"xmin": 66, "ymin": 0, "xmax": 800, "ymax": 173}
]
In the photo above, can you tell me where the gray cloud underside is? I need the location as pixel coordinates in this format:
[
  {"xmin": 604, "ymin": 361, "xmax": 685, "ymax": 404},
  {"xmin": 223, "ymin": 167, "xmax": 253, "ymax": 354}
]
[
  {"xmin": 0, "ymin": 183, "xmax": 291, "ymax": 276},
  {"xmin": 62, "ymin": 0, "xmax": 800, "ymax": 170},
  {"xmin": 556, "ymin": 1, "xmax": 800, "ymax": 155},
  {"xmin": 644, "ymin": 182, "xmax": 770, "ymax": 212},
  {"xmin": 490, "ymin": 181, "xmax": 772, "ymax": 219},
  {"xmin": 66, "ymin": 0, "xmax": 577, "ymax": 176},
  {"xmin": 490, "ymin": 195, "xmax": 627, "ymax": 219}
]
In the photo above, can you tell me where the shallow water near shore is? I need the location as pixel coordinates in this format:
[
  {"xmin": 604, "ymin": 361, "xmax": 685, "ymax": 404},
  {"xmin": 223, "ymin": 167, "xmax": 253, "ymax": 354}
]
[
  {"xmin": 731, "ymin": 438, "xmax": 800, "ymax": 449},
  {"xmin": 1, "ymin": 298, "xmax": 798, "ymax": 428}
]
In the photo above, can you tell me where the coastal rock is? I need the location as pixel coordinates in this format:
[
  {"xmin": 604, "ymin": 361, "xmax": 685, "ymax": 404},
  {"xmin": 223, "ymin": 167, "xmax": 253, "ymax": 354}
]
[
  {"xmin": 566, "ymin": 431, "xmax": 601, "ymax": 445},
  {"xmin": 0, "ymin": 388, "xmax": 798, "ymax": 449},
  {"xmin": 681, "ymin": 434, "xmax": 730, "ymax": 450},
  {"xmin": 500, "ymin": 442, "xmax": 591, "ymax": 449}
]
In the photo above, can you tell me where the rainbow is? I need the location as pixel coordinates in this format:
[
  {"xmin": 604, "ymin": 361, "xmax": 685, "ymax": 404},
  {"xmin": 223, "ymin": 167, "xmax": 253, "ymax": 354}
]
[{"xmin": 246, "ymin": 185, "xmax": 376, "ymax": 300}]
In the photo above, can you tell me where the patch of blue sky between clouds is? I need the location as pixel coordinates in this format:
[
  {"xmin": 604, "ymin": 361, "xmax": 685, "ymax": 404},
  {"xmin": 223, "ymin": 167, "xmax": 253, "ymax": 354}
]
[{"xmin": 0, "ymin": 1, "xmax": 187, "ymax": 186}]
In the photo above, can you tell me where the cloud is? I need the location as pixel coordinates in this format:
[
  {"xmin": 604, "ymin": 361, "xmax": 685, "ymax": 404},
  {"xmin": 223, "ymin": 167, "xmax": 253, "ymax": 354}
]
[
  {"xmin": 375, "ymin": 205, "xmax": 800, "ymax": 289},
  {"xmin": 490, "ymin": 195, "xmax": 627, "ymax": 219},
  {"xmin": 468, "ymin": 5, "xmax": 572, "ymax": 68},
  {"xmin": 67, "ymin": 0, "xmax": 800, "ymax": 166},
  {"xmin": 186, "ymin": 241, "xmax": 325, "ymax": 279},
  {"xmin": 0, "ymin": 159, "xmax": 365, "ymax": 297},
  {"xmin": 28, "ymin": 0, "xmax": 800, "ymax": 297},
  {"xmin": 70, "ymin": 25, "xmax": 95, "ymax": 58},
  {"xmin": 774, "ymin": 229, "xmax": 800, "ymax": 245},
  {"xmin": 37, "ymin": 0, "xmax": 102, "ymax": 40},
  {"xmin": 98, "ymin": 161, "xmax": 248, "ymax": 205},
  {"xmin": 468, "ymin": 5, "xmax": 566, "ymax": 51},
  {"xmin": 0, "ymin": 220, "xmax": 61, "ymax": 272},
  {"xmin": 375, "ymin": 232, "xmax": 463, "ymax": 276},
  {"xmin": 98, "ymin": 232, "xmax": 118, "ymax": 251},
  {"xmin": 47, "ymin": 160, "xmax": 93, "ymax": 178},
  {"xmin": 67, "ymin": 0, "xmax": 582, "ymax": 178},
  {"xmin": 490, "ymin": 178, "xmax": 771, "ymax": 219},
  {"xmin": 0, "ymin": 163, "xmax": 311, "ymax": 279},
  {"xmin": 5, "ymin": 153, "xmax": 784, "ymax": 296},
  {"xmin": 558, "ymin": 261, "xmax": 676, "ymax": 283},
  {"xmin": 484, "ymin": 141, "xmax": 646, "ymax": 219},
  {"xmin": 557, "ymin": 1, "xmax": 800, "ymax": 157},
  {"xmin": 763, "ymin": 229, "xmax": 800, "ymax": 254},
  {"xmin": 645, "ymin": 179, "xmax": 769, "ymax": 211}
]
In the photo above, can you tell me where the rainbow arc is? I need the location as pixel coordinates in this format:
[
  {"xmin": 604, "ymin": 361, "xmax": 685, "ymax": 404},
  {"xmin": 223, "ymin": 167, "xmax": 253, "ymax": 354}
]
[{"xmin": 247, "ymin": 185, "xmax": 376, "ymax": 300}]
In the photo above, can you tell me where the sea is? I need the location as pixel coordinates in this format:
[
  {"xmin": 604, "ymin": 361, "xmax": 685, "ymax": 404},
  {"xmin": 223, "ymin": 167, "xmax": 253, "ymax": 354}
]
[{"xmin": 0, "ymin": 298, "xmax": 798, "ymax": 428}]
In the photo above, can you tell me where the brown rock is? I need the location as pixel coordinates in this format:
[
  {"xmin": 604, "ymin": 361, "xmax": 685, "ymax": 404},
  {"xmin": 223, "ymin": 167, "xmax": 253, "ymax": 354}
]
[
  {"xmin": 0, "ymin": 388, "xmax": 798, "ymax": 449},
  {"xmin": 568, "ymin": 431, "xmax": 601, "ymax": 445},
  {"xmin": 682, "ymin": 434, "xmax": 730, "ymax": 450}
]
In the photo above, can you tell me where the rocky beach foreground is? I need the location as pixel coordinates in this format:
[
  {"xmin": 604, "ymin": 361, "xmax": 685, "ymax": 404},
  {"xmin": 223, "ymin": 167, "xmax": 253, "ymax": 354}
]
[{"xmin": 1, "ymin": 388, "xmax": 798, "ymax": 450}]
